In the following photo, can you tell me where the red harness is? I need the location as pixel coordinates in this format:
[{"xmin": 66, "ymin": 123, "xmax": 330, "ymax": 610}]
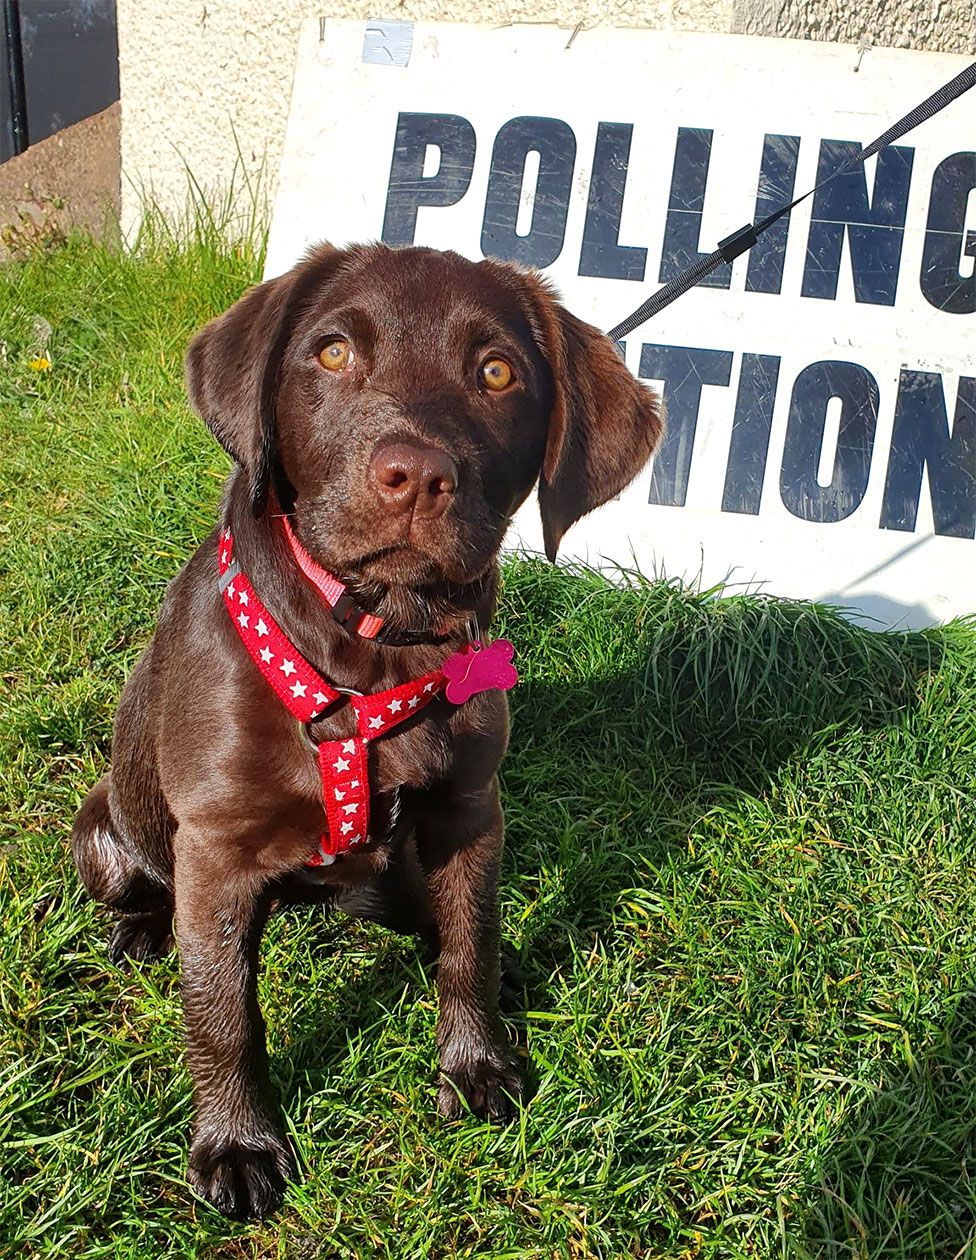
[{"xmin": 216, "ymin": 524, "xmax": 517, "ymax": 866}]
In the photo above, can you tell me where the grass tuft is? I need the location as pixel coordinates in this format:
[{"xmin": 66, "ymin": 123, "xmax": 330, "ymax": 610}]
[{"xmin": 3, "ymin": 223, "xmax": 976, "ymax": 1259}]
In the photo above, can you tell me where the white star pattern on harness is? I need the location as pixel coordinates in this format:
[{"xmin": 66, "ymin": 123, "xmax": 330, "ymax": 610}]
[{"xmin": 218, "ymin": 526, "xmax": 486, "ymax": 871}]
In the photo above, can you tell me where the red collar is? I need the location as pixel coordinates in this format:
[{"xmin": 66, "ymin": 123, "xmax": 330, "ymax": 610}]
[
  {"xmin": 217, "ymin": 525, "xmax": 517, "ymax": 865},
  {"xmin": 280, "ymin": 512, "xmax": 454, "ymax": 647}
]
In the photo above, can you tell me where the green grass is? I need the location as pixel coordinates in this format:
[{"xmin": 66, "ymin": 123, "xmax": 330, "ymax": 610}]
[{"xmin": 3, "ymin": 217, "xmax": 976, "ymax": 1260}]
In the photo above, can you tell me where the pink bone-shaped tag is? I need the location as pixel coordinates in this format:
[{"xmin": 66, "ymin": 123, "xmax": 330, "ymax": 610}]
[{"xmin": 442, "ymin": 639, "xmax": 518, "ymax": 705}]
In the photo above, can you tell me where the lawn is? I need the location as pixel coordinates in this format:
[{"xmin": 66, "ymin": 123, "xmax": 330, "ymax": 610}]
[{"xmin": 3, "ymin": 216, "xmax": 976, "ymax": 1260}]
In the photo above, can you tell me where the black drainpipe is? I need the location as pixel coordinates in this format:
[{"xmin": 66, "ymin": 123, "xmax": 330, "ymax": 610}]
[{"xmin": 3, "ymin": 0, "xmax": 28, "ymax": 156}]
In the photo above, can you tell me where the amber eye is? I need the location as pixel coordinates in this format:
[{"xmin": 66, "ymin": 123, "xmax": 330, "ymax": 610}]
[
  {"xmin": 318, "ymin": 339, "xmax": 352, "ymax": 372},
  {"xmin": 481, "ymin": 357, "xmax": 513, "ymax": 392}
]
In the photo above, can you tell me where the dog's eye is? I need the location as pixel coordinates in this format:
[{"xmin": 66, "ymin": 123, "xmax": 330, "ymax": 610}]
[
  {"xmin": 481, "ymin": 358, "xmax": 513, "ymax": 392},
  {"xmin": 318, "ymin": 339, "xmax": 353, "ymax": 372}
]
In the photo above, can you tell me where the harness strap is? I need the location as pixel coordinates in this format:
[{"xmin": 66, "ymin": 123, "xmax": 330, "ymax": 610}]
[
  {"xmin": 219, "ymin": 531, "xmax": 341, "ymax": 722},
  {"xmin": 217, "ymin": 528, "xmax": 444, "ymax": 863}
]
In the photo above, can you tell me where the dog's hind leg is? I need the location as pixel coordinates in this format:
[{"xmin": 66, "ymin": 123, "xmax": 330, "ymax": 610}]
[
  {"xmin": 72, "ymin": 774, "xmax": 174, "ymax": 965},
  {"xmin": 335, "ymin": 836, "xmax": 440, "ymax": 952},
  {"xmin": 334, "ymin": 837, "xmax": 523, "ymax": 1005}
]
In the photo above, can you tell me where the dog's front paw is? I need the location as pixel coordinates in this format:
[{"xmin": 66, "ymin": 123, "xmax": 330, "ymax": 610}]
[
  {"xmin": 188, "ymin": 1131, "xmax": 293, "ymax": 1220},
  {"xmin": 438, "ymin": 1047, "xmax": 524, "ymax": 1121}
]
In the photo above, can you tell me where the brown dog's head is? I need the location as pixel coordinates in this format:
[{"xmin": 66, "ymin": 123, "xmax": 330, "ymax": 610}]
[{"xmin": 187, "ymin": 243, "xmax": 662, "ymax": 590}]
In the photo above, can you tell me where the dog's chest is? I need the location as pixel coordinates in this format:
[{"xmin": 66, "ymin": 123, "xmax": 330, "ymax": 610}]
[
  {"xmin": 301, "ymin": 699, "xmax": 454, "ymax": 797},
  {"xmin": 275, "ymin": 706, "xmax": 453, "ymax": 873}
]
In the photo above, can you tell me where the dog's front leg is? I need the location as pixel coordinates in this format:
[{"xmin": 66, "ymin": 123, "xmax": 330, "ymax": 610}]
[
  {"xmin": 415, "ymin": 777, "xmax": 524, "ymax": 1120},
  {"xmin": 173, "ymin": 828, "xmax": 293, "ymax": 1219}
]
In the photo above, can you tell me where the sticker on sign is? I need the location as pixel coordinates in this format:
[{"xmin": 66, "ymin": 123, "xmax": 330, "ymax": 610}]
[{"xmin": 267, "ymin": 20, "xmax": 976, "ymax": 629}]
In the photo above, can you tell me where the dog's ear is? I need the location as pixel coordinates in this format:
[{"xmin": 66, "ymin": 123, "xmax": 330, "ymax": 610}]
[
  {"xmin": 185, "ymin": 244, "xmax": 341, "ymax": 514},
  {"xmin": 518, "ymin": 273, "xmax": 664, "ymax": 561}
]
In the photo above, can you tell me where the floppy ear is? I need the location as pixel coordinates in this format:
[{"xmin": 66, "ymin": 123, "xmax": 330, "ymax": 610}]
[
  {"xmin": 185, "ymin": 243, "xmax": 340, "ymax": 514},
  {"xmin": 521, "ymin": 275, "xmax": 665, "ymax": 561}
]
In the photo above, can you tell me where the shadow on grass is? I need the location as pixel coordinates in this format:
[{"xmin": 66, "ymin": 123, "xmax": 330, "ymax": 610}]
[{"xmin": 493, "ymin": 565, "xmax": 937, "ymax": 994}]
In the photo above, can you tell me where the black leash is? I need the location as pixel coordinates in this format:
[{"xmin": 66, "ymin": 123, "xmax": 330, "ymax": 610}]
[{"xmin": 606, "ymin": 58, "xmax": 976, "ymax": 343}]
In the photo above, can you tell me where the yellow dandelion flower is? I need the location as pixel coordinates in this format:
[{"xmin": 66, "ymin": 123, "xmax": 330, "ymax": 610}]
[{"xmin": 28, "ymin": 355, "xmax": 52, "ymax": 372}]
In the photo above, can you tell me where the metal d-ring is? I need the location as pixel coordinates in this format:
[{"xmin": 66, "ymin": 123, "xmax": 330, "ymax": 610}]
[{"xmin": 302, "ymin": 685, "xmax": 363, "ymax": 752}]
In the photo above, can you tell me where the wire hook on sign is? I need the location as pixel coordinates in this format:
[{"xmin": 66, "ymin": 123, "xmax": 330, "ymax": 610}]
[{"xmin": 604, "ymin": 58, "xmax": 976, "ymax": 343}]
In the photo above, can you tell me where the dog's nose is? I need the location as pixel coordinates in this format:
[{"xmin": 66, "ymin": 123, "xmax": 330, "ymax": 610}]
[{"xmin": 369, "ymin": 441, "xmax": 458, "ymax": 520}]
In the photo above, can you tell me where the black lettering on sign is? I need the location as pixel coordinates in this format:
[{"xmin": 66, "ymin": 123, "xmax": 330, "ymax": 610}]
[
  {"xmin": 780, "ymin": 360, "xmax": 879, "ymax": 523},
  {"xmin": 745, "ymin": 136, "xmax": 800, "ymax": 295},
  {"xmin": 381, "ymin": 113, "xmax": 476, "ymax": 245},
  {"xmin": 659, "ymin": 128, "xmax": 732, "ymax": 290},
  {"xmin": 481, "ymin": 117, "xmax": 576, "ymax": 267},
  {"xmin": 880, "ymin": 371, "xmax": 976, "ymax": 538},
  {"xmin": 639, "ymin": 344, "xmax": 733, "ymax": 507},
  {"xmin": 578, "ymin": 123, "xmax": 647, "ymax": 281},
  {"xmin": 920, "ymin": 153, "xmax": 976, "ymax": 314},
  {"xmin": 801, "ymin": 141, "xmax": 914, "ymax": 306},
  {"xmin": 722, "ymin": 354, "xmax": 782, "ymax": 514}
]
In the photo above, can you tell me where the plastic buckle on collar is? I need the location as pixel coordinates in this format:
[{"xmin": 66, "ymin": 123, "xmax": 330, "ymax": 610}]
[
  {"xmin": 331, "ymin": 593, "xmax": 379, "ymax": 639},
  {"xmin": 373, "ymin": 620, "xmax": 399, "ymax": 646},
  {"xmin": 331, "ymin": 593, "xmax": 358, "ymax": 627}
]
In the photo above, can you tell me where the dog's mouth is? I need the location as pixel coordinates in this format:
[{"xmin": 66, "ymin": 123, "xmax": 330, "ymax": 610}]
[
  {"xmin": 288, "ymin": 496, "xmax": 503, "ymax": 632},
  {"xmin": 337, "ymin": 540, "xmax": 444, "ymax": 588},
  {"xmin": 332, "ymin": 520, "xmax": 501, "ymax": 589},
  {"xmin": 351, "ymin": 547, "xmax": 496, "ymax": 598},
  {"xmin": 326, "ymin": 540, "xmax": 496, "ymax": 639}
]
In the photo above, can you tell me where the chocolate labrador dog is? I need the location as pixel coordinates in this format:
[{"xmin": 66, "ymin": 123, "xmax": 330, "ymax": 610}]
[{"xmin": 71, "ymin": 243, "xmax": 662, "ymax": 1219}]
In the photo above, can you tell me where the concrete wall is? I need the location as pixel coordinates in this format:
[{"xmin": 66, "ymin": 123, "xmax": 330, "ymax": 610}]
[
  {"xmin": 0, "ymin": 104, "xmax": 120, "ymax": 256},
  {"xmin": 737, "ymin": 0, "xmax": 975, "ymax": 54},
  {"xmin": 117, "ymin": 0, "xmax": 973, "ymax": 231}
]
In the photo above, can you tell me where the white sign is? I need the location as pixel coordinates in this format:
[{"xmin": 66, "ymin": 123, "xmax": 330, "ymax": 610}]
[{"xmin": 267, "ymin": 20, "xmax": 976, "ymax": 628}]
